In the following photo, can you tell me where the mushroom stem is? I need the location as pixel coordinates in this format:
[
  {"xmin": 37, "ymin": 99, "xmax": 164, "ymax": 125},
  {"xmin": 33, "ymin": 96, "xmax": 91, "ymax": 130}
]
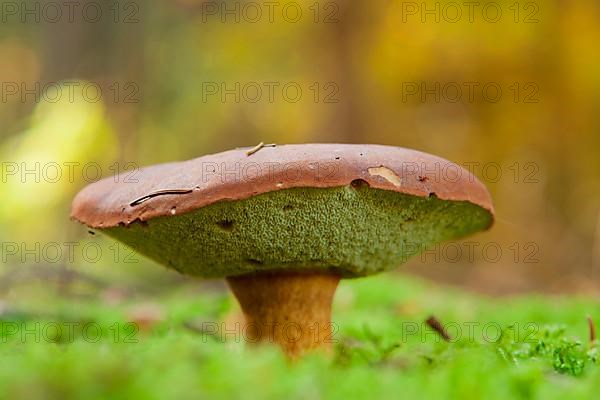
[{"xmin": 227, "ymin": 272, "xmax": 340, "ymax": 359}]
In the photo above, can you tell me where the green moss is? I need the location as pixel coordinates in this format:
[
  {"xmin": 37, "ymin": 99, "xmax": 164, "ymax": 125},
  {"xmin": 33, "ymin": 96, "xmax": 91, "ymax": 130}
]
[{"xmin": 106, "ymin": 186, "xmax": 492, "ymax": 278}]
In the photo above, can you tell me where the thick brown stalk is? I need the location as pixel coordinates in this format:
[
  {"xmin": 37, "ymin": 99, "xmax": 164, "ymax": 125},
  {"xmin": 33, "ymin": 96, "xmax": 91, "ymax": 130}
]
[{"xmin": 227, "ymin": 272, "xmax": 340, "ymax": 359}]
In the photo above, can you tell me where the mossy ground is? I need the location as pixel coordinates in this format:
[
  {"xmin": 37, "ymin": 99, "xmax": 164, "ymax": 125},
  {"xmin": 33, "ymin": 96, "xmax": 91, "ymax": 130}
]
[
  {"xmin": 107, "ymin": 186, "xmax": 492, "ymax": 278},
  {"xmin": 1, "ymin": 272, "xmax": 598, "ymax": 399}
]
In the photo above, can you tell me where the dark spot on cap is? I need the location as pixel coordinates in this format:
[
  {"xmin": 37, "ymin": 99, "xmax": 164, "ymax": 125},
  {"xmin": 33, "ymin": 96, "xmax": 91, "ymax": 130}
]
[
  {"xmin": 120, "ymin": 219, "xmax": 148, "ymax": 228},
  {"xmin": 350, "ymin": 179, "xmax": 370, "ymax": 189}
]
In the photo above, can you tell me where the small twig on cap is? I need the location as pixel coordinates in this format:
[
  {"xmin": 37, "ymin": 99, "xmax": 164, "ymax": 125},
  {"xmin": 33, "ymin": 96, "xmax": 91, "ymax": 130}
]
[
  {"xmin": 246, "ymin": 142, "xmax": 276, "ymax": 156},
  {"xmin": 425, "ymin": 315, "xmax": 451, "ymax": 342},
  {"xmin": 130, "ymin": 189, "xmax": 194, "ymax": 207},
  {"xmin": 588, "ymin": 315, "xmax": 597, "ymax": 345}
]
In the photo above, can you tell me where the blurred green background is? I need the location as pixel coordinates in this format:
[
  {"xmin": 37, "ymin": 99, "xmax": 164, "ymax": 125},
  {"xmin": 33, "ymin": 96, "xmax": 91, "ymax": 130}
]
[{"xmin": 1, "ymin": 0, "xmax": 599, "ymax": 298}]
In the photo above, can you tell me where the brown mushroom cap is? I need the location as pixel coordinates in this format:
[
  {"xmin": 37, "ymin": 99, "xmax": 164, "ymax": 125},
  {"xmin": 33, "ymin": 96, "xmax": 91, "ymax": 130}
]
[
  {"xmin": 71, "ymin": 144, "xmax": 494, "ymax": 278},
  {"xmin": 72, "ymin": 144, "xmax": 493, "ymax": 229}
]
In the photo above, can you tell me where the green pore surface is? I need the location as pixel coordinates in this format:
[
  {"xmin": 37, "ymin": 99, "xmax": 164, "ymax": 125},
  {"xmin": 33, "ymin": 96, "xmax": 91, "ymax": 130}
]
[{"xmin": 106, "ymin": 186, "xmax": 492, "ymax": 278}]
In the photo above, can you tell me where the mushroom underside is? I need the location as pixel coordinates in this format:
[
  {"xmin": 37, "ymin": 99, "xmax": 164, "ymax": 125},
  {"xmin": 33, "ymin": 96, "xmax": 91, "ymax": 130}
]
[{"xmin": 105, "ymin": 185, "xmax": 493, "ymax": 278}]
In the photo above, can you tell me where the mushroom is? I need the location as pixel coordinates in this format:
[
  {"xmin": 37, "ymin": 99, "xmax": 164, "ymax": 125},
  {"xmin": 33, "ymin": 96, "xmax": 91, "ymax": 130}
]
[{"xmin": 71, "ymin": 144, "xmax": 494, "ymax": 358}]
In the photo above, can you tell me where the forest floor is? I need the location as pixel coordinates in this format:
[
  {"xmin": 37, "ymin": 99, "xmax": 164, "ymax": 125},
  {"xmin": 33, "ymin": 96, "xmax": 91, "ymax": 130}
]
[{"xmin": 1, "ymin": 272, "xmax": 598, "ymax": 399}]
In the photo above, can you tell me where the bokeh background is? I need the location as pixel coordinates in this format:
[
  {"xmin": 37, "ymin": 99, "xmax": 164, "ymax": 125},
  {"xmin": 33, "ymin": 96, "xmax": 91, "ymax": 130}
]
[{"xmin": 1, "ymin": 0, "xmax": 599, "ymax": 302}]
